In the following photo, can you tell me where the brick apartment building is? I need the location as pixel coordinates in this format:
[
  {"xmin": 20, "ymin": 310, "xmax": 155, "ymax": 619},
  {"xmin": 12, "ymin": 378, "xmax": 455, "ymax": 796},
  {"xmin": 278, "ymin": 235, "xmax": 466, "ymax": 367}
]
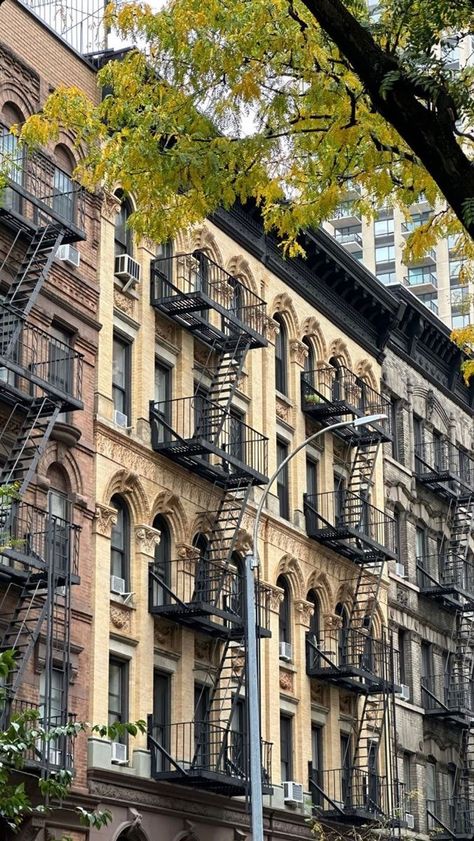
[{"xmin": 0, "ymin": 4, "xmax": 473, "ymax": 841}]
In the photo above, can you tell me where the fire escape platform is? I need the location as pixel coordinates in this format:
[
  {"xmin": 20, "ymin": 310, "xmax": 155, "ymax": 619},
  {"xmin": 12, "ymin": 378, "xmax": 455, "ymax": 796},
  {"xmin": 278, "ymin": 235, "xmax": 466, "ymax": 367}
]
[
  {"xmin": 306, "ymin": 664, "xmax": 396, "ymax": 694},
  {"xmin": 304, "ymin": 497, "xmax": 397, "ymax": 563},
  {"xmin": 149, "ymin": 602, "xmax": 270, "ymax": 639},
  {"xmin": 151, "ymin": 437, "xmax": 268, "ymax": 487}
]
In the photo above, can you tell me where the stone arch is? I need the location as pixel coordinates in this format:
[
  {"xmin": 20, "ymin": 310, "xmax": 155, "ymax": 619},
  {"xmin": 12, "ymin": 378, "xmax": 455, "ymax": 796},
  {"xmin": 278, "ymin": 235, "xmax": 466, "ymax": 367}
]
[
  {"xmin": 412, "ymin": 386, "xmax": 450, "ymax": 431},
  {"xmin": 335, "ymin": 579, "xmax": 355, "ymax": 610},
  {"xmin": 0, "ymin": 89, "xmax": 34, "ymax": 120},
  {"xmin": 41, "ymin": 443, "xmax": 84, "ymax": 496},
  {"xmin": 54, "ymin": 141, "xmax": 76, "ymax": 174},
  {"xmin": 270, "ymin": 292, "xmax": 299, "ymax": 340},
  {"xmin": 189, "ymin": 225, "xmax": 225, "ymax": 267},
  {"xmin": 275, "ymin": 554, "xmax": 305, "ymax": 600},
  {"xmin": 150, "ymin": 490, "xmax": 188, "ymax": 546},
  {"xmin": 113, "ymin": 824, "xmax": 149, "ymax": 841},
  {"xmin": 189, "ymin": 509, "xmax": 216, "ymax": 542},
  {"xmin": 226, "ymin": 254, "xmax": 259, "ymax": 296},
  {"xmin": 301, "ymin": 315, "xmax": 327, "ymax": 362},
  {"xmin": 305, "ymin": 569, "xmax": 334, "ymax": 617},
  {"xmin": 355, "ymin": 358, "xmax": 379, "ymax": 392},
  {"xmin": 103, "ymin": 469, "xmax": 149, "ymax": 523},
  {"xmin": 328, "ymin": 338, "xmax": 352, "ymax": 370},
  {"xmin": 172, "ymin": 832, "xmax": 200, "ymax": 841}
]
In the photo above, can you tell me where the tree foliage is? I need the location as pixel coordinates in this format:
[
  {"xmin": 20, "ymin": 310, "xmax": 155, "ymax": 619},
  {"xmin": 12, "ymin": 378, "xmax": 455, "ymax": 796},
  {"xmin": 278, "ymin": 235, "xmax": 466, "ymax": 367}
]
[{"xmin": 17, "ymin": 0, "xmax": 474, "ymax": 370}]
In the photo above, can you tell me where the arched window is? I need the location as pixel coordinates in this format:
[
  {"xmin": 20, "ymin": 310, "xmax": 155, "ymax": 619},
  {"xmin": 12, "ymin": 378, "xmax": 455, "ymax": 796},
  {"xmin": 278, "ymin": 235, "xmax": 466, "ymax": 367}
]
[
  {"xmin": 277, "ymin": 575, "xmax": 291, "ymax": 655},
  {"xmin": 274, "ymin": 315, "xmax": 288, "ymax": 394},
  {"xmin": 153, "ymin": 514, "xmax": 171, "ymax": 606},
  {"xmin": 1, "ymin": 103, "xmax": 24, "ymax": 213},
  {"xmin": 329, "ymin": 355, "xmax": 343, "ymax": 402},
  {"xmin": 110, "ymin": 495, "xmax": 130, "ymax": 589},
  {"xmin": 228, "ymin": 550, "xmax": 244, "ymax": 618},
  {"xmin": 53, "ymin": 144, "xmax": 75, "ymax": 223},
  {"xmin": 115, "ymin": 191, "xmax": 134, "ymax": 257},
  {"xmin": 193, "ymin": 532, "xmax": 209, "ymax": 602},
  {"xmin": 335, "ymin": 602, "xmax": 349, "ymax": 665},
  {"xmin": 47, "ymin": 464, "xmax": 71, "ymax": 575},
  {"xmin": 302, "ymin": 337, "xmax": 316, "ymax": 385},
  {"xmin": 307, "ymin": 589, "xmax": 320, "ymax": 643}
]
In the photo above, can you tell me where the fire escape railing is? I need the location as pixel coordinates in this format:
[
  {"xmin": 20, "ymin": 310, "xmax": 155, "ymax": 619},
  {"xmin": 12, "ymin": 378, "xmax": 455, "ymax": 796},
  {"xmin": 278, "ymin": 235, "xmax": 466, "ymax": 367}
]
[
  {"xmin": 306, "ymin": 629, "xmax": 399, "ymax": 691},
  {"xmin": 304, "ymin": 491, "xmax": 397, "ymax": 561},
  {"xmin": 301, "ymin": 366, "xmax": 391, "ymax": 438},
  {"xmin": 308, "ymin": 765, "xmax": 405, "ymax": 825},
  {"xmin": 421, "ymin": 675, "xmax": 474, "ymax": 716},
  {"xmin": 414, "ymin": 441, "xmax": 474, "ymax": 493},
  {"xmin": 0, "ymin": 501, "xmax": 80, "ymax": 578},
  {"xmin": 417, "ymin": 554, "xmax": 474, "ymax": 602}
]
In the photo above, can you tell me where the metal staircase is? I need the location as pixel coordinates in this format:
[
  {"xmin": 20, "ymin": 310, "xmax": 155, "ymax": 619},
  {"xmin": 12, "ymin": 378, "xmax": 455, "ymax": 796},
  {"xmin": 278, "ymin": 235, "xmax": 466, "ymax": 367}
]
[{"xmin": 417, "ymin": 493, "xmax": 474, "ymax": 607}]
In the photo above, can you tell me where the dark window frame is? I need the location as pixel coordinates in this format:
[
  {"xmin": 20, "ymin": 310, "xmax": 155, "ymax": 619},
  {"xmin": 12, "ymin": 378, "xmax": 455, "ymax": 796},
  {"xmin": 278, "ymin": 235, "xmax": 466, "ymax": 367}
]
[
  {"xmin": 280, "ymin": 714, "xmax": 293, "ymax": 782},
  {"xmin": 274, "ymin": 314, "xmax": 288, "ymax": 395},
  {"xmin": 277, "ymin": 575, "xmax": 291, "ymax": 646},
  {"xmin": 153, "ymin": 669, "xmax": 171, "ymax": 771},
  {"xmin": 276, "ymin": 438, "xmax": 290, "ymax": 520},
  {"xmin": 115, "ymin": 192, "xmax": 134, "ymax": 256},
  {"xmin": 110, "ymin": 495, "xmax": 130, "ymax": 586},
  {"xmin": 112, "ymin": 333, "xmax": 132, "ymax": 422},
  {"xmin": 108, "ymin": 657, "xmax": 129, "ymax": 744}
]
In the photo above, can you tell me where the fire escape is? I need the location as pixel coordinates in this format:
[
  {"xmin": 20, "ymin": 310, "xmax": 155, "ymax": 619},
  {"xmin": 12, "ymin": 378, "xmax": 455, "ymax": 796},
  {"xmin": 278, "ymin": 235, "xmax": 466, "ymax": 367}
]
[
  {"xmin": 0, "ymin": 142, "xmax": 85, "ymax": 774},
  {"xmin": 414, "ymin": 437, "xmax": 474, "ymax": 839},
  {"xmin": 147, "ymin": 250, "xmax": 272, "ymax": 795},
  {"xmin": 302, "ymin": 364, "xmax": 402, "ymax": 828}
]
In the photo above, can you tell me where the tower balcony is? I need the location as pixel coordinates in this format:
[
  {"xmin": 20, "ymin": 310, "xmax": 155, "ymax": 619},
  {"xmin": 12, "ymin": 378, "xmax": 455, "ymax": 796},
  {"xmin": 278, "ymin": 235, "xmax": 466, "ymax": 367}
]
[
  {"xmin": 149, "ymin": 559, "xmax": 272, "ymax": 638},
  {"xmin": 306, "ymin": 629, "xmax": 398, "ymax": 693},
  {"xmin": 421, "ymin": 674, "xmax": 474, "ymax": 721},
  {"xmin": 0, "ymin": 305, "xmax": 83, "ymax": 411},
  {"xmin": 304, "ymin": 492, "xmax": 397, "ymax": 563},
  {"xmin": 0, "ymin": 500, "xmax": 80, "ymax": 582},
  {"xmin": 309, "ymin": 765, "xmax": 404, "ymax": 826},
  {"xmin": 0, "ymin": 144, "xmax": 85, "ymax": 242},
  {"xmin": 416, "ymin": 554, "xmax": 474, "ymax": 607},
  {"xmin": 427, "ymin": 798, "xmax": 474, "ymax": 840},
  {"xmin": 301, "ymin": 367, "xmax": 391, "ymax": 442},
  {"xmin": 415, "ymin": 441, "xmax": 474, "ymax": 496},
  {"xmin": 150, "ymin": 251, "xmax": 267, "ymax": 349},
  {"xmin": 150, "ymin": 397, "xmax": 268, "ymax": 488},
  {"xmin": 147, "ymin": 718, "xmax": 272, "ymax": 797}
]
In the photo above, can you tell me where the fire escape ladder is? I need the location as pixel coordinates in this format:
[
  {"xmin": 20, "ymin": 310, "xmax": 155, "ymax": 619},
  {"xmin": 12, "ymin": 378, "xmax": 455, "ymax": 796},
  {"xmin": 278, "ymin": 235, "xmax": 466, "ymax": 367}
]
[
  {"xmin": 195, "ymin": 332, "xmax": 251, "ymax": 443},
  {"xmin": 353, "ymin": 692, "xmax": 387, "ymax": 772},
  {"xmin": 0, "ymin": 577, "xmax": 49, "ymax": 698},
  {"xmin": 3, "ymin": 224, "xmax": 65, "ymax": 319},
  {"xmin": 348, "ymin": 559, "xmax": 384, "ymax": 633},
  {"xmin": 457, "ymin": 725, "xmax": 474, "ymax": 808},
  {"xmin": 446, "ymin": 494, "xmax": 474, "ymax": 568},
  {"xmin": 344, "ymin": 435, "xmax": 380, "ymax": 525},
  {"xmin": 204, "ymin": 480, "xmax": 252, "ymax": 608},
  {"xmin": 449, "ymin": 608, "xmax": 474, "ymax": 691},
  {"xmin": 0, "ymin": 397, "xmax": 62, "ymax": 494}
]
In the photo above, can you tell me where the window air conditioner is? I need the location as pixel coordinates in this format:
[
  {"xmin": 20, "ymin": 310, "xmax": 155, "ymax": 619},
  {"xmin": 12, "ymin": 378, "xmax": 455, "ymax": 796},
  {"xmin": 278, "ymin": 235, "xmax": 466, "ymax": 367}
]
[
  {"xmin": 110, "ymin": 575, "xmax": 126, "ymax": 596},
  {"xmin": 279, "ymin": 642, "xmax": 293, "ymax": 662},
  {"xmin": 111, "ymin": 741, "xmax": 128, "ymax": 765},
  {"xmin": 399, "ymin": 684, "xmax": 410, "ymax": 702},
  {"xmin": 283, "ymin": 781, "xmax": 304, "ymax": 805},
  {"xmin": 114, "ymin": 253, "xmax": 141, "ymax": 291},
  {"xmin": 56, "ymin": 244, "xmax": 80, "ymax": 268},
  {"xmin": 114, "ymin": 409, "xmax": 129, "ymax": 428},
  {"xmin": 405, "ymin": 813, "xmax": 415, "ymax": 830},
  {"xmin": 395, "ymin": 562, "xmax": 405, "ymax": 578}
]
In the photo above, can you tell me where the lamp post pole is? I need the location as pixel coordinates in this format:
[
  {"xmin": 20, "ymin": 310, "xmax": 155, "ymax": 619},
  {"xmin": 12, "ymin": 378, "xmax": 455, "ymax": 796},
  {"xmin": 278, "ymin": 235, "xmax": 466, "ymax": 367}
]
[{"xmin": 245, "ymin": 413, "xmax": 387, "ymax": 841}]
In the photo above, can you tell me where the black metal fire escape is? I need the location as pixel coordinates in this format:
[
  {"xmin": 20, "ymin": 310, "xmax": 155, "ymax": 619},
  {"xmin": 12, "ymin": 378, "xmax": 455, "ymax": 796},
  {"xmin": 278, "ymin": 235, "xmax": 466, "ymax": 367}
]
[
  {"xmin": 0, "ymin": 142, "xmax": 85, "ymax": 774},
  {"xmin": 147, "ymin": 250, "xmax": 272, "ymax": 795},
  {"xmin": 303, "ymin": 364, "xmax": 402, "ymax": 828}
]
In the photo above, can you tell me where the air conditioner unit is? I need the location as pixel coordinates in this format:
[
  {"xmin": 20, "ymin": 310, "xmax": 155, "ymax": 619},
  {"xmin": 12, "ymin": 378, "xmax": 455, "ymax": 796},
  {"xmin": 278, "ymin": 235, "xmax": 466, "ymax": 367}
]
[
  {"xmin": 111, "ymin": 741, "xmax": 128, "ymax": 765},
  {"xmin": 114, "ymin": 253, "xmax": 141, "ymax": 291},
  {"xmin": 279, "ymin": 642, "xmax": 293, "ymax": 662},
  {"xmin": 399, "ymin": 684, "xmax": 410, "ymax": 702},
  {"xmin": 56, "ymin": 243, "xmax": 80, "ymax": 268},
  {"xmin": 395, "ymin": 562, "xmax": 405, "ymax": 578},
  {"xmin": 283, "ymin": 781, "xmax": 304, "ymax": 805},
  {"xmin": 114, "ymin": 409, "xmax": 129, "ymax": 428},
  {"xmin": 110, "ymin": 575, "xmax": 126, "ymax": 596},
  {"xmin": 405, "ymin": 813, "xmax": 415, "ymax": 830}
]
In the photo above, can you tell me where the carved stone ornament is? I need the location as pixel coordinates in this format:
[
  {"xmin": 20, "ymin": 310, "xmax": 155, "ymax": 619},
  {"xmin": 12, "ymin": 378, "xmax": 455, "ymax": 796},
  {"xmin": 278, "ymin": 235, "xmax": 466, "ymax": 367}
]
[
  {"xmin": 265, "ymin": 316, "xmax": 280, "ymax": 343},
  {"xmin": 135, "ymin": 524, "xmax": 161, "ymax": 557},
  {"xmin": 155, "ymin": 315, "xmax": 177, "ymax": 346},
  {"xmin": 275, "ymin": 396, "xmax": 291, "ymax": 422},
  {"xmin": 94, "ymin": 503, "xmax": 118, "ymax": 537},
  {"xmin": 195, "ymin": 638, "xmax": 212, "ymax": 662},
  {"xmin": 110, "ymin": 605, "xmax": 131, "ymax": 632},
  {"xmin": 290, "ymin": 339, "xmax": 309, "ymax": 367},
  {"xmin": 102, "ymin": 190, "xmax": 121, "ymax": 222},
  {"xmin": 294, "ymin": 598, "xmax": 314, "ymax": 627},
  {"xmin": 154, "ymin": 622, "xmax": 175, "ymax": 650},
  {"xmin": 114, "ymin": 287, "xmax": 136, "ymax": 316},
  {"xmin": 396, "ymin": 587, "xmax": 409, "ymax": 607},
  {"xmin": 177, "ymin": 543, "xmax": 201, "ymax": 576},
  {"xmin": 311, "ymin": 682, "xmax": 324, "ymax": 704},
  {"xmin": 279, "ymin": 670, "xmax": 294, "ymax": 692},
  {"xmin": 339, "ymin": 693, "xmax": 353, "ymax": 715},
  {"xmin": 267, "ymin": 584, "xmax": 285, "ymax": 613},
  {"xmin": 232, "ymin": 651, "xmax": 245, "ymax": 676},
  {"xmin": 324, "ymin": 612, "xmax": 343, "ymax": 631}
]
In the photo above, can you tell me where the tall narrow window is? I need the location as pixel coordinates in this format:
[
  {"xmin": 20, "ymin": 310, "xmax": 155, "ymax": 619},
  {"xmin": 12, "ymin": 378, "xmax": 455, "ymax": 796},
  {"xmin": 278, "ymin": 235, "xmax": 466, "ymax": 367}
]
[
  {"xmin": 194, "ymin": 683, "xmax": 210, "ymax": 767},
  {"xmin": 280, "ymin": 714, "xmax": 293, "ymax": 782},
  {"xmin": 112, "ymin": 335, "xmax": 131, "ymax": 423},
  {"xmin": 306, "ymin": 458, "xmax": 318, "ymax": 501},
  {"xmin": 53, "ymin": 167, "xmax": 75, "ymax": 223},
  {"xmin": 1, "ymin": 103, "xmax": 25, "ymax": 214},
  {"xmin": 277, "ymin": 575, "xmax": 291, "ymax": 651},
  {"xmin": 334, "ymin": 472, "xmax": 346, "ymax": 526},
  {"xmin": 416, "ymin": 526, "xmax": 427, "ymax": 566},
  {"xmin": 153, "ymin": 670, "xmax": 170, "ymax": 771},
  {"xmin": 274, "ymin": 315, "xmax": 287, "ymax": 394},
  {"xmin": 302, "ymin": 337, "xmax": 315, "ymax": 385},
  {"xmin": 152, "ymin": 515, "xmax": 171, "ymax": 606},
  {"xmin": 108, "ymin": 658, "xmax": 128, "ymax": 743},
  {"xmin": 49, "ymin": 324, "xmax": 73, "ymax": 398},
  {"xmin": 48, "ymin": 487, "xmax": 70, "ymax": 574},
  {"xmin": 340, "ymin": 733, "xmax": 352, "ymax": 805},
  {"xmin": 336, "ymin": 602, "xmax": 349, "ymax": 665},
  {"xmin": 398, "ymin": 630, "xmax": 407, "ymax": 686},
  {"xmin": 426, "ymin": 761, "xmax": 437, "ymax": 828},
  {"xmin": 413, "ymin": 415, "xmax": 423, "ymax": 468},
  {"xmin": 276, "ymin": 439, "xmax": 289, "ymax": 520},
  {"xmin": 110, "ymin": 496, "xmax": 130, "ymax": 587},
  {"xmin": 115, "ymin": 192, "xmax": 133, "ymax": 256},
  {"xmin": 153, "ymin": 360, "xmax": 171, "ymax": 443},
  {"xmin": 307, "ymin": 590, "xmax": 321, "ymax": 644},
  {"xmin": 230, "ymin": 697, "xmax": 246, "ymax": 774},
  {"xmin": 311, "ymin": 725, "xmax": 323, "ymax": 806},
  {"xmin": 390, "ymin": 397, "xmax": 401, "ymax": 462},
  {"xmin": 40, "ymin": 668, "xmax": 64, "ymax": 725},
  {"xmin": 329, "ymin": 356, "xmax": 343, "ymax": 401}
]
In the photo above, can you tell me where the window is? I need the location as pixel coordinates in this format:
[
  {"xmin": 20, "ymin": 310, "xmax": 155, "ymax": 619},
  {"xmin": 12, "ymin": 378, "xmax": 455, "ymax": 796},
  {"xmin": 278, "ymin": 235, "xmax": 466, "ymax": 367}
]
[
  {"xmin": 421, "ymin": 642, "xmax": 433, "ymax": 709},
  {"xmin": 376, "ymin": 270, "xmax": 397, "ymax": 286},
  {"xmin": 40, "ymin": 667, "xmax": 64, "ymax": 725},
  {"xmin": 416, "ymin": 526, "xmax": 427, "ymax": 565},
  {"xmin": 306, "ymin": 458, "xmax": 318, "ymax": 502},
  {"xmin": 152, "ymin": 515, "xmax": 171, "ymax": 605},
  {"xmin": 276, "ymin": 439, "xmax": 289, "ymax": 520},
  {"xmin": 110, "ymin": 496, "xmax": 130, "ymax": 585},
  {"xmin": 280, "ymin": 715, "xmax": 293, "ymax": 782},
  {"xmin": 340, "ymin": 733, "xmax": 352, "ymax": 805},
  {"xmin": 277, "ymin": 575, "xmax": 291, "ymax": 647},
  {"xmin": 1, "ymin": 103, "xmax": 24, "ymax": 213},
  {"xmin": 426, "ymin": 761, "xmax": 437, "ymax": 829},
  {"xmin": 193, "ymin": 532, "xmax": 209, "ymax": 602},
  {"xmin": 310, "ymin": 725, "xmax": 323, "ymax": 805},
  {"xmin": 115, "ymin": 192, "xmax": 133, "ymax": 256},
  {"xmin": 194, "ymin": 683, "xmax": 210, "ymax": 766},
  {"xmin": 375, "ymin": 244, "xmax": 395, "ymax": 264},
  {"xmin": 374, "ymin": 217, "xmax": 394, "ymax": 237},
  {"xmin": 390, "ymin": 397, "xmax": 401, "ymax": 462},
  {"xmin": 302, "ymin": 337, "xmax": 316, "ymax": 383},
  {"xmin": 403, "ymin": 752, "xmax": 412, "ymax": 793},
  {"xmin": 334, "ymin": 472, "xmax": 346, "ymax": 526},
  {"xmin": 274, "ymin": 315, "xmax": 287, "ymax": 394},
  {"xmin": 393, "ymin": 509, "xmax": 402, "ymax": 558},
  {"xmin": 153, "ymin": 670, "xmax": 170, "ymax": 771},
  {"xmin": 230, "ymin": 697, "xmax": 246, "ymax": 774},
  {"xmin": 53, "ymin": 167, "xmax": 75, "ymax": 223},
  {"xmin": 228, "ymin": 409, "xmax": 244, "ymax": 464},
  {"xmin": 153, "ymin": 360, "xmax": 171, "ymax": 443},
  {"xmin": 48, "ymin": 487, "xmax": 70, "ymax": 573},
  {"xmin": 336, "ymin": 602, "xmax": 350, "ymax": 664},
  {"xmin": 307, "ymin": 589, "xmax": 320, "ymax": 643},
  {"xmin": 108, "ymin": 658, "xmax": 128, "ymax": 742},
  {"xmin": 407, "ymin": 267, "xmax": 437, "ymax": 287},
  {"xmin": 413, "ymin": 414, "xmax": 423, "ymax": 465},
  {"xmin": 112, "ymin": 335, "xmax": 131, "ymax": 422},
  {"xmin": 398, "ymin": 630, "xmax": 407, "ymax": 686},
  {"xmin": 329, "ymin": 356, "xmax": 343, "ymax": 401}
]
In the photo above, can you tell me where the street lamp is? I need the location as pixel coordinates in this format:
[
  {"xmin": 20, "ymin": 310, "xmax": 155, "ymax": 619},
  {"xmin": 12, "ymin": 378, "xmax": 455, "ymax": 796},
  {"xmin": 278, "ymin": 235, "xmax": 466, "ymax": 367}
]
[{"xmin": 244, "ymin": 413, "xmax": 388, "ymax": 841}]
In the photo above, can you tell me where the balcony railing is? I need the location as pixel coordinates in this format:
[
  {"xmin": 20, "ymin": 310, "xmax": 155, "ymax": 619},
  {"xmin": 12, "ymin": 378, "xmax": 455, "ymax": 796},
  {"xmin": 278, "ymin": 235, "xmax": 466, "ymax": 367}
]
[
  {"xmin": 427, "ymin": 798, "xmax": 474, "ymax": 838},
  {"xmin": 309, "ymin": 766, "xmax": 404, "ymax": 824},
  {"xmin": 0, "ymin": 141, "xmax": 85, "ymax": 240},
  {"xmin": 421, "ymin": 674, "xmax": 474, "ymax": 716},
  {"xmin": 416, "ymin": 554, "xmax": 474, "ymax": 602},
  {"xmin": 404, "ymin": 271, "xmax": 438, "ymax": 289},
  {"xmin": 148, "ymin": 718, "xmax": 272, "ymax": 796},
  {"xmin": 301, "ymin": 366, "xmax": 391, "ymax": 439},
  {"xmin": 415, "ymin": 441, "xmax": 474, "ymax": 491},
  {"xmin": 150, "ymin": 396, "xmax": 268, "ymax": 486},
  {"xmin": 304, "ymin": 491, "xmax": 397, "ymax": 562},
  {"xmin": 0, "ymin": 500, "xmax": 80, "ymax": 578},
  {"xmin": 306, "ymin": 629, "xmax": 398, "ymax": 691},
  {"xmin": 150, "ymin": 251, "xmax": 267, "ymax": 347},
  {"xmin": 0, "ymin": 306, "xmax": 83, "ymax": 409},
  {"xmin": 149, "ymin": 558, "xmax": 271, "ymax": 635},
  {"xmin": 5, "ymin": 699, "xmax": 76, "ymax": 771}
]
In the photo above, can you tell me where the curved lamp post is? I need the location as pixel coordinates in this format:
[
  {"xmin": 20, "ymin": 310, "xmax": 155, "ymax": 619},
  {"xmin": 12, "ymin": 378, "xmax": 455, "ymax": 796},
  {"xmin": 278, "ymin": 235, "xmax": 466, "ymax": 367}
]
[{"xmin": 245, "ymin": 413, "xmax": 388, "ymax": 841}]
